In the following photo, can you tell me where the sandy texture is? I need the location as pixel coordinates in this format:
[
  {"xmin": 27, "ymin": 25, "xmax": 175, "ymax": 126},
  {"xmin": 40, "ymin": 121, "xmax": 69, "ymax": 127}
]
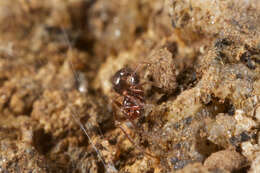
[{"xmin": 0, "ymin": 0, "xmax": 259, "ymax": 172}]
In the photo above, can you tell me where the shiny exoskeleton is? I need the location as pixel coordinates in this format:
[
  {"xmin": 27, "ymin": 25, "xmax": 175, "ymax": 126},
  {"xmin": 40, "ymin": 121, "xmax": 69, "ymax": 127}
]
[
  {"xmin": 112, "ymin": 67, "xmax": 158, "ymax": 159},
  {"xmin": 112, "ymin": 67, "xmax": 145, "ymax": 120}
]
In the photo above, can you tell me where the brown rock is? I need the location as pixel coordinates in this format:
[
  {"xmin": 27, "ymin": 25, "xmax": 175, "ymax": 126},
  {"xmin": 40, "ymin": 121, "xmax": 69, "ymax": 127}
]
[
  {"xmin": 176, "ymin": 163, "xmax": 210, "ymax": 173},
  {"xmin": 147, "ymin": 47, "xmax": 177, "ymax": 93},
  {"xmin": 204, "ymin": 149, "xmax": 247, "ymax": 171}
]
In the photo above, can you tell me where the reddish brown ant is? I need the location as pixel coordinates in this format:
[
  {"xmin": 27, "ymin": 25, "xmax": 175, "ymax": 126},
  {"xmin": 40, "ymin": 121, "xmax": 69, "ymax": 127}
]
[
  {"xmin": 62, "ymin": 26, "xmax": 158, "ymax": 166},
  {"xmin": 112, "ymin": 67, "xmax": 145, "ymax": 121},
  {"xmin": 111, "ymin": 66, "xmax": 158, "ymax": 159}
]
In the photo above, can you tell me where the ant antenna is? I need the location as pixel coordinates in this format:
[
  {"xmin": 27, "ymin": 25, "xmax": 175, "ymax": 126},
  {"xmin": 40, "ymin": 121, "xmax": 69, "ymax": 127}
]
[
  {"xmin": 133, "ymin": 64, "xmax": 142, "ymax": 75},
  {"xmin": 117, "ymin": 122, "xmax": 158, "ymax": 159},
  {"xmin": 61, "ymin": 27, "xmax": 118, "ymax": 173}
]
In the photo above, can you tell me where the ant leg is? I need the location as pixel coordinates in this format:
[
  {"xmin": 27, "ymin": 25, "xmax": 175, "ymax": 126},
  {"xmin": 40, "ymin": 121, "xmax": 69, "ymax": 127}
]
[
  {"xmin": 112, "ymin": 100, "xmax": 130, "ymax": 122},
  {"xmin": 115, "ymin": 121, "xmax": 158, "ymax": 159},
  {"xmin": 123, "ymin": 104, "xmax": 162, "ymax": 142},
  {"xmin": 126, "ymin": 105, "xmax": 163, "ymax": 143},
  {"xmin": 129, "ymin": 87, "xmax": 144, "ymax": 94},
  {"xmin": 124, "ymin": 105, "xmax": 140, "ymax": 110},
  {"xmin": 128, "ymin": 87, "xmax": 145, "ymax": 100},
  {"xmin": 113, "ymin": 100, "xmax": 122, "ymax": 109},
  {"xmin": 124, "ymin": 104, "xmax": 154, "ymax": 118},
  {"xmin": 132, "ymin": 60, "xmax": 153, "ymax": 73},
  {"xmin": 138, "ymin": 81, "xmax": 157, "ymax": 87},
  {"xmin": 124, "ymin": 95, "xmax": 145, "ymax": 107}
]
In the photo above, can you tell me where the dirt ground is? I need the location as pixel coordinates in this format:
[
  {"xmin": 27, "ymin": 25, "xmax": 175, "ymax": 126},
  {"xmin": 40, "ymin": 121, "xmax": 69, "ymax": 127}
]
[{"xmin": 0, "ymin": 0, "xmax": 259, "ymax": 172}]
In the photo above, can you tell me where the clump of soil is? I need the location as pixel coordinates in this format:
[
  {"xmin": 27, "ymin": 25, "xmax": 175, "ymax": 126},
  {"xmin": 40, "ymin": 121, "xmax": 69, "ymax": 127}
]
[{"xmin": 0, "ymin": 0, "xmax": 259, "ymax": 172}]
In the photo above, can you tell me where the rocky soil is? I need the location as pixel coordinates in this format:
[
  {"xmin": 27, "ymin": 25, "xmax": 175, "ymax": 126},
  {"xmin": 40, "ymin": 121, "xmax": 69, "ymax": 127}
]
[{"xmin": 0, "ymin": 0, "xmax": 259, "ymax": 172}]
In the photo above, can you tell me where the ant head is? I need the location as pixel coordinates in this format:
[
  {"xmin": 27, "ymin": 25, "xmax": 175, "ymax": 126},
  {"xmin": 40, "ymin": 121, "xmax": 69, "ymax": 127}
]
[{"xmin": 112, "ymin": 67, "xmax": 140, "ymax": 94}]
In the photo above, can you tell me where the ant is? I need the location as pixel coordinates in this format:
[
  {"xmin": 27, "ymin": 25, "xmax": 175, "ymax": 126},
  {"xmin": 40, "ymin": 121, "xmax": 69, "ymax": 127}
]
[
  {"xmin": 111, "ymin": 66, "xmax": 158, "ymax": 159},
  {"xmin": 112, "ymin": 67, "xmax": 144, "ymax": 121},
  {"xmin": 62, "ymin": 28, "xmax": 158, "ymax": 169}
]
